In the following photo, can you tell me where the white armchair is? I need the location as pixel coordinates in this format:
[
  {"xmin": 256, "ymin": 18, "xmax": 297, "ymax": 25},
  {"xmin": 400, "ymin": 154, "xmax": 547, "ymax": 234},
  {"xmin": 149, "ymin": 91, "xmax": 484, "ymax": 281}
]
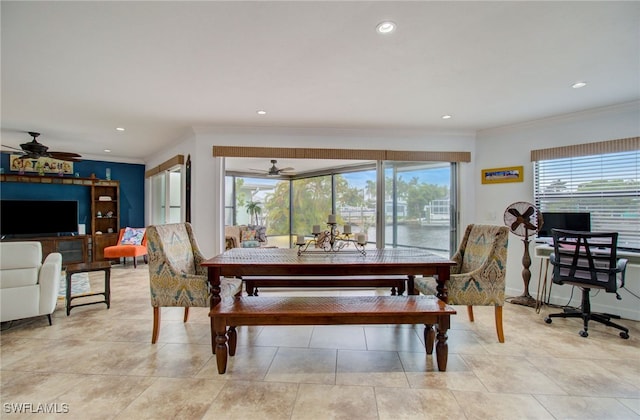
[{"xmin": 0, "ymin": 241, "xmax": 62, "ymax": 325}]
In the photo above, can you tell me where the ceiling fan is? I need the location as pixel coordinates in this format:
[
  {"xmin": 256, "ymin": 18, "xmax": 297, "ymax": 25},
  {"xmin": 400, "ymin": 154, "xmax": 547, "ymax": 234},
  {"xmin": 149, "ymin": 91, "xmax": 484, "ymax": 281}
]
[
  {"xmin": 2, "ymin": 132, "xmax": 82, "ymax": 162},
  {"xmin": 249, "ymin": 160, "xmax": 295, "ymax": 176}
]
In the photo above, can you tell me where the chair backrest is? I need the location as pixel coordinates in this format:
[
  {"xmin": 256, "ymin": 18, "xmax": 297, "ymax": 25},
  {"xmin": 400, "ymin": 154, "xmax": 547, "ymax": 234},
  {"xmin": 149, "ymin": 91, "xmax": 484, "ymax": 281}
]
[
  {"xmin": 550, "ymin": 229, "xmax": 620, "ymax": 292},
  {"xmin": 457, "ymin": 224, "xmax": 509, "ymax": 274},
  {"xmin": 147, "ymin": 223, "xmax": 198, "ymax": 276},
  {"xmin": 0, "ymin": 241, "xmax": 42, "ymax": 288}
]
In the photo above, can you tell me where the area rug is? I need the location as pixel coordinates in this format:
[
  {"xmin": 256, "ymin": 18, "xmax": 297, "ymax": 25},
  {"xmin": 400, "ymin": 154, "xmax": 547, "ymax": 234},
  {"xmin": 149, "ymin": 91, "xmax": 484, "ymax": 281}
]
[{"xmin": 58, "ymin": 272, "xmax": 91, "ymax": 298}]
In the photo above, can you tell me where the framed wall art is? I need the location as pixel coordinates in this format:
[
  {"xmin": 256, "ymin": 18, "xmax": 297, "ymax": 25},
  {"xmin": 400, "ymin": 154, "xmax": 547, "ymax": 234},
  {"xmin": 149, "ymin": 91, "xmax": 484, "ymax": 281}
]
[
  {"xmin": 10, "ymin": 154, "xmax": 73, "ymax": 175},
  {"xmin": 481, "ymin": 165, "xmax": 523, "ymax": 184}
]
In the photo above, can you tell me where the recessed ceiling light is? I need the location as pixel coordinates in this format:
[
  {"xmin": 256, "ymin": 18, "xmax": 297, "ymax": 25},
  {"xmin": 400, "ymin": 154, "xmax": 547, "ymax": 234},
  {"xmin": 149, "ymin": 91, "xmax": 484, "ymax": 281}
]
[
  {"xmin": 441, "ymin": 115, "xmax": 452, "ymax": 119},
  {"xmin": 256, "ymin": 110, "xmax": 267, "ymax": 115},
  {"xmin": 572, "ymin": 82, "xmax": 587, "ymax": 89},
  {"xmin": 116, "ymin": 127, "xmax": 125, "ymax": 131},
  {"xmin": 376, "ymin": 21, "xmax": 396, "ymax": 34},
  {"xmin": 104, "ymin": 149, "xmax": 111, "ymax": 153}
]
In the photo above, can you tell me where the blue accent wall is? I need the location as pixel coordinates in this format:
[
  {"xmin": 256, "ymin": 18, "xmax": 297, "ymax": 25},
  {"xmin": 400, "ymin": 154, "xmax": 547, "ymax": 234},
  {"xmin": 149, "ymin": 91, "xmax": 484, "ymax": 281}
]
[{"xmin": 0, "ymin": 153, "xmax": 145, "ymax": 231}]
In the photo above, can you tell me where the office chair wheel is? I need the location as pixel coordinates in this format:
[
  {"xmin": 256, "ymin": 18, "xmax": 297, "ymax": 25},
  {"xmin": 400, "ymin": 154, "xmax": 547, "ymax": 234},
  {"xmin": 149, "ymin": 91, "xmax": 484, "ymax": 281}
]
[
  {"xmin": 544, "ymin": 317, "xmax": 552, "ymax": 324},
  {"xmin": 620, "ymin": 332, "xmax": 629, "ymax": 339},
  {"xmin": 579, "ymin": 330, "xmax": 588, "ymax": 338}
]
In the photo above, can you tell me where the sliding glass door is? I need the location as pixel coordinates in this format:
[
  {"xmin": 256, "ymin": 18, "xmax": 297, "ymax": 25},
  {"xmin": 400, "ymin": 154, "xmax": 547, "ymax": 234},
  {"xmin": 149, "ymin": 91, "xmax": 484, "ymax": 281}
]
[
  {"xmin": 150, "ymin": 167, "xmax": 182, "ymax": 225},
  {"xmin": 382, "ymin": 161, "xmax": 456, "ymax": 257}
]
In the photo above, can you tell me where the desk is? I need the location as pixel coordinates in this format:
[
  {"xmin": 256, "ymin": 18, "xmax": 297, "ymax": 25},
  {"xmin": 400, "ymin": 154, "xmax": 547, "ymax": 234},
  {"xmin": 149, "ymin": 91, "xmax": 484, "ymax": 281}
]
[
  {"xmin": 65, "ymin": 261, "xmax": 111, "ymax": 315},
  {"xmin": 202, "ymin": 248, "xmax": 456, "ymax": 306},
  {"xmin": 534, "ymin": 244, "xmax": 640, "ymax": 312}
]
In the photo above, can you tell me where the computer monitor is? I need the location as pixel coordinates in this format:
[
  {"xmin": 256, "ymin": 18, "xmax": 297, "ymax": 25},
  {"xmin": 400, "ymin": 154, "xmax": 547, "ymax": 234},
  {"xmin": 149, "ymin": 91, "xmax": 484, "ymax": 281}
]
[{"xmin": 538, "ymin": 212, "xmax": 591, "ymax": 238}]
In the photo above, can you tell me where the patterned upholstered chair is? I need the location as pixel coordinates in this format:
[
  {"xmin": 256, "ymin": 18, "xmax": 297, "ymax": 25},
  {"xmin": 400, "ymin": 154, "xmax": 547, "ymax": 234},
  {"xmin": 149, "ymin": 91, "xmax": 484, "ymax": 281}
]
[
  {"xmin": 147, "ymin": 223, "xmax": 242, "ymax": 344},
  {"xmin": 414, "ymin": 224, "xmax": 510, "ymax": 343}
]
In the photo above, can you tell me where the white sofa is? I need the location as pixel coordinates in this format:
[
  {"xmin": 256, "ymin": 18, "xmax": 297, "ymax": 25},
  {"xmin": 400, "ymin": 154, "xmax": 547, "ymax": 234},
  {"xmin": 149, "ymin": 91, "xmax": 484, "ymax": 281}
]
[{"xmin": 0, "ymin": 241, "xmax": 62, "ymax": 325}]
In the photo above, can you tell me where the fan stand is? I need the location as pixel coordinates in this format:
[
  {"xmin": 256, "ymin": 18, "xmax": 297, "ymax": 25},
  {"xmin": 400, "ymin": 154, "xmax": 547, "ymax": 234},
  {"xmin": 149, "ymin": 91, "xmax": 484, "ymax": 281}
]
[{"xmin": 510, "ymin": 231, "xmax": 536, "ymax": 307}]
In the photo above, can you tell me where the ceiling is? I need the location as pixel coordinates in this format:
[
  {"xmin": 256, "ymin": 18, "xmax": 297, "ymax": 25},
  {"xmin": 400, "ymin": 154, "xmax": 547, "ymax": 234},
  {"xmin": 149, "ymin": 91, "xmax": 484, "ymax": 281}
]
[{"xmin": 1, "ymin": 1, "xmax": 638, "ymax": 167}]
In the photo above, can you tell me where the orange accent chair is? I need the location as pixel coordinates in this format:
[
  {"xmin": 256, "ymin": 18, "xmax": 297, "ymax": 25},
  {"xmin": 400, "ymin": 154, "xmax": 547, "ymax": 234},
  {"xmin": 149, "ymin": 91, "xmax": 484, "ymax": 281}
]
[{"xmin": 104, "ymin": 228, "xmax": 148, "ymax": 268}]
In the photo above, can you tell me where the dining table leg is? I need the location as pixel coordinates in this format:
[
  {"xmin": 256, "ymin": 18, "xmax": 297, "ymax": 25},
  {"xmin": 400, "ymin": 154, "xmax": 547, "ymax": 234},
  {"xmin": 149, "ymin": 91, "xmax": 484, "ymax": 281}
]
[
  {"xmin": 208, "ymin": 266, "xmax": 222, "ymax": 354},
  {"xmin": 435, "ymin": 266, "xmax": 450, "ymax": 303},
  {"xmin": 208, "ymin": 266, "xmax": 222, "ymax": 307}
]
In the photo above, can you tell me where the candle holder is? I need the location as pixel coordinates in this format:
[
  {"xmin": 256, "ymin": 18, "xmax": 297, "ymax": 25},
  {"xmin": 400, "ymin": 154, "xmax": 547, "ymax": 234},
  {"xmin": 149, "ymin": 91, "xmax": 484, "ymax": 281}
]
[{"xmin": 296, "ymin": 220, "xmax": 366, "ymax": 256}]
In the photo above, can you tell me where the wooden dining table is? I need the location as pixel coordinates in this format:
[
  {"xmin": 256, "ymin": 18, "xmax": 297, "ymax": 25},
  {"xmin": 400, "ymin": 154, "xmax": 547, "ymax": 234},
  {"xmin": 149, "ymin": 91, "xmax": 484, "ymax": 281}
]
[{"xmin": 202, "ymin": 247, "xmax": 456, "ymax": 307}]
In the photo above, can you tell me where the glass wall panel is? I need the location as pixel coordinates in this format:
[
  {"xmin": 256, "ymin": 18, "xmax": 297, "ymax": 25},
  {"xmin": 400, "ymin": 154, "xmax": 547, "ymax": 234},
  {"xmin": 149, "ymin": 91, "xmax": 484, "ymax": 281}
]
[
  {"xmin": 224, "ymin": 162, "xmax": 456, "ymax": 253},
  {"xmin": 224, "ymin": 176, "xmax": 235, "ymax": 226},
  {"xmin": 382, "ymin": 161, "xmax": 453, "ymax": 257},
  {"xmin": 262, "ymin": 179, "xmax": 290, "ymax": 247},
  {"xmin": 291, "ymin": 176, "xmax": 332, "ymax": 239},
  {"xmin": 231, "ymin": 177, "xmax": 290, "ymax": 247},
  {"xmin": 335, "ymin": 170, "xmax": 377, "ymax": 246}
]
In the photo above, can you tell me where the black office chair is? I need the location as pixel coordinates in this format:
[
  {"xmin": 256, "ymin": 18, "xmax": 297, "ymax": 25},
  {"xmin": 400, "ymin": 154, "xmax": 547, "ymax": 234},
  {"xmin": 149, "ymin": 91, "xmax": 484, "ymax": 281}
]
[{"xmin": 544, "ymin": 229, "xmax": 629, "ymax": 339}]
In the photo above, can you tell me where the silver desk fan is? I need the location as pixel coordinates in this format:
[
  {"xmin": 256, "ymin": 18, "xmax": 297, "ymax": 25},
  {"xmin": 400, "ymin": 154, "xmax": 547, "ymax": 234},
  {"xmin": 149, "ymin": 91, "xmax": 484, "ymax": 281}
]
[{"xmin": 503, "ymin": 201, "xmax": 543, "ymax": 307}]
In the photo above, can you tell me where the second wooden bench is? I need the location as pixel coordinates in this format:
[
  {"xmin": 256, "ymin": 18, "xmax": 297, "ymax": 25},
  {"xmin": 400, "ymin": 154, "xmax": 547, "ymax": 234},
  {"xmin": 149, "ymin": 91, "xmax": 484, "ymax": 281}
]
[{"xmin": 242, "ymin": 275, "xmax": 412, "ymax": 296}]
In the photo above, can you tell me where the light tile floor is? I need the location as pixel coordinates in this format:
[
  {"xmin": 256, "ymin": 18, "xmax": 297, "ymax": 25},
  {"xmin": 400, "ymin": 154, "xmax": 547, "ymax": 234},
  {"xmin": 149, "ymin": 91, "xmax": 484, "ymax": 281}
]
[{"xmin": 1, "ymin": 265, "xmax": 639, "ymax": 419}]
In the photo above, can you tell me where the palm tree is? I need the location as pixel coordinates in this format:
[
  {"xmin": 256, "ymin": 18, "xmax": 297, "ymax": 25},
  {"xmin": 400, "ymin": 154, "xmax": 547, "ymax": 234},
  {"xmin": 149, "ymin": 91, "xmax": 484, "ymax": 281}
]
[{"xmin": 245, "ymin": 200, "xmax": 262, "ymax": 225}]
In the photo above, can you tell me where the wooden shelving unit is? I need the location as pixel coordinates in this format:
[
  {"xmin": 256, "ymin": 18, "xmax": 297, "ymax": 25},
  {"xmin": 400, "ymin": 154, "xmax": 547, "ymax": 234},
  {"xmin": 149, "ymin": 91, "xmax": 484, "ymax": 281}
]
[
  {"xmin": 1, "ymin": 174, "xmax": 120, "ymax": 262},
  {"xmin": 91, "ymin": 182, "xmax": 120, "ymax": 261}
]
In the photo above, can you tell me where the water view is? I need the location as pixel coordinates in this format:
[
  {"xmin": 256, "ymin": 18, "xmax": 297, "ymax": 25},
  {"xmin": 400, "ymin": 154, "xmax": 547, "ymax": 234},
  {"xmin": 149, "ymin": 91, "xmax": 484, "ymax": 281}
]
[{"xmin": 270, "ymin": 224, "xmax": 451, "ymax": 257}]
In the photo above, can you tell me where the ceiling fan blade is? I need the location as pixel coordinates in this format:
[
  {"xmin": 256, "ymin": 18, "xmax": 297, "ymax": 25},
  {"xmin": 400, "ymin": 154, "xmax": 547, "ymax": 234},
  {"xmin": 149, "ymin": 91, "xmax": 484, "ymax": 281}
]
[
  {"xmin": 49, "ymin": 152, "xmax": 82, "ymax": 162},
  {"xmin": 56, "ymin": 157, "xmax": 82, "ymax": 162},
  {"xmin": 2, "ymin": 145, "xmax": 24, "ymax": 152},
  {"xmin": 50, "ymin": 151, "xmax": 82, "ymax": 158},
  {"xmin": 248, "ymin": 168, "xmax": 267, "ymax": 172},
  {"xmin": 278, "ymin": 167, "xmax": 295, "ymax": 172}
]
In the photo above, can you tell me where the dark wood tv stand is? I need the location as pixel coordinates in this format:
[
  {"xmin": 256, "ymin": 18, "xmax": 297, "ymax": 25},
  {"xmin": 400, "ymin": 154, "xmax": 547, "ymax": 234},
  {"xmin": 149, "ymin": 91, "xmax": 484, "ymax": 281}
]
[
  {"xmin": 2, "ymin": 235, "xmax": 89, "ymax": 265},
  {"xmin": 1, "ymin": 173, "xmax": 120, "ymax": 262}
]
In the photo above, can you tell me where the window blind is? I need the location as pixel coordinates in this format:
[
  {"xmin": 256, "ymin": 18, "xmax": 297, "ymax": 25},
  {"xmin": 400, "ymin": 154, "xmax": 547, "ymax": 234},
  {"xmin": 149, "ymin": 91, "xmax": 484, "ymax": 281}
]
[
  {"xmin": 533, "ymin": 149, "xmax": 640, "ymax": 249},
  {"xmin": 212, "ymin": 146, "xmax": 470, "ymax": 162}
]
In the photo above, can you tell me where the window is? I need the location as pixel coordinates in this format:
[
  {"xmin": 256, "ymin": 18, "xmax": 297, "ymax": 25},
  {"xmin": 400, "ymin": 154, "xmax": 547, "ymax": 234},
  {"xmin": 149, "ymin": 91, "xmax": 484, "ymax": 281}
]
[
  {"xmin": 533, "ymin": 150, "xmax": 639, "ymax": 249},
  {"xmin": 224, "ymin": 157, "xmax": 460, "ymax": 254},
  {"xmin": 226, "ymin": 175, "xmax": 290, "ymax": 247},
  {"xmin": 150, "ymin": 167, "xmax": 182, "ymax": 225},
  {"xmin": 147, "ymin": 155, "xmax": 185, "ymax": 226},
  {"xmin": 335, "ymin": 170, "xmax": 377, "ymax": 247},
  {"xmin": 382, "ymin": 161, "xmax": 456, "ymax": 257}
]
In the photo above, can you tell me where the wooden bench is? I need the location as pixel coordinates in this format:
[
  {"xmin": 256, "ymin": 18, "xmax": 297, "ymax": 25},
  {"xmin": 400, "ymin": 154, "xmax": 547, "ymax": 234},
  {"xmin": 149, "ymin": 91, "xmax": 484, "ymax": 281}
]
[
  {"xmin": 242, "ymin": 275, "xmax": 411, "ymax": 296},
  {"xmin": 209, "ymin": 295, "xmax": 456, "ymax": 374}
]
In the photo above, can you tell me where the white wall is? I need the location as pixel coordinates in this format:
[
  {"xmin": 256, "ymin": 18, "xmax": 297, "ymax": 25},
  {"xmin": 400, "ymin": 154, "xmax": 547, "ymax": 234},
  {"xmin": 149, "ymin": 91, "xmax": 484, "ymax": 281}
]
[{"xmin": 475, "ymin": 101, "xmax": 640, "ymax": 320}]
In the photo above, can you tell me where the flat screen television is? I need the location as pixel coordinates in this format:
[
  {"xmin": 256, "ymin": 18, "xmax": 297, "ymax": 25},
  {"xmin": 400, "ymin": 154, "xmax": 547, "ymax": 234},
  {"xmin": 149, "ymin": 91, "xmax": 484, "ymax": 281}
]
[
  {"xmin": 538, "ymin": 212, "xmax": 591, "ymax": 238},
  {"xmin": 0, "ymin": 200, "xmax": 79, "ymax": 237}
]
